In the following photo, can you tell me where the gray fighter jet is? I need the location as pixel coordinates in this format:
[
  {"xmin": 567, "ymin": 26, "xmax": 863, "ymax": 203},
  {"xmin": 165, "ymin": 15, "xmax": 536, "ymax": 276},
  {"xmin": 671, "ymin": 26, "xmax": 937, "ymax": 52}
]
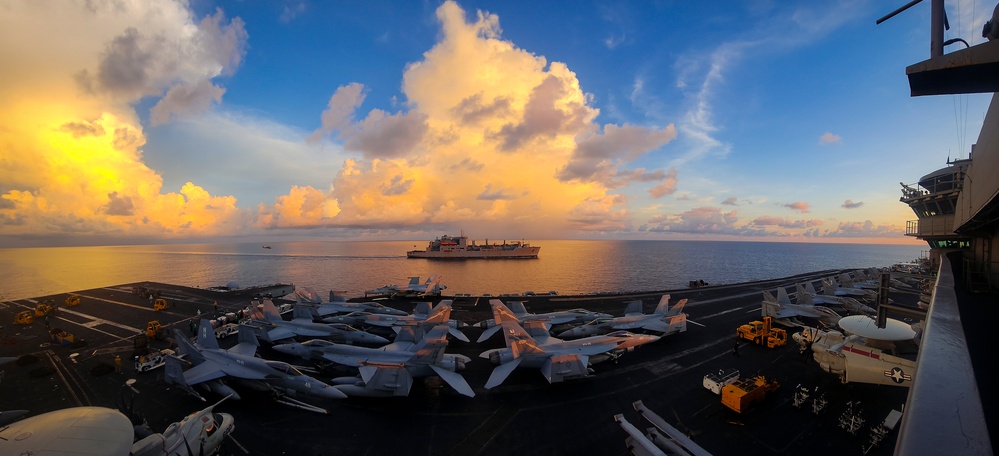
[
  {"xmin": 165, "ymin": 320, "xmax": 346, "ymax": 412},
  {"xmin": 294, "ymin": 287, "xmax": 408, "ymax": 316},
  {"xmin": 363, "ymin": 300, "xmax": 469, "ymax": 342},
  {"xmin": 272, "ymin": 325, "xmax": 474, "ymax": 397},
  {"xmin": 556, "ymin": 294, "xmax": 687, "ymax": 338},
  {"xmin": 481, "ymin": 317, "xmax": 659, "ymax": 389},
  {"xmin": 476, "ymin": 300, "xmax": 612, "ymax": 342},
  {"xmin": 247, "ymin": 300, "xmax": 389, "ymax": 345}
]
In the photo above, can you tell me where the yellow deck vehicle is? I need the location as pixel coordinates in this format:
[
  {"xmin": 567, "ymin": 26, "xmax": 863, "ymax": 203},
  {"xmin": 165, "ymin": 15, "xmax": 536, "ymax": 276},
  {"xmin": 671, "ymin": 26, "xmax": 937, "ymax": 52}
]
[
  {"xmin": 64, "ymin": 295, "xmax": 81, "ymax": 307},
  {"xmin": 145, "ymin": 320, "xmax": 167, "ymax": 340},
  {"xmin": 14, "ymin": 310, "xmax": 33, "ymax": 325},
  {"xmin": 34, "ymin": 302, "xmax": 56, "ymax": 318},
  {"xmin": 736, "ymin": 316, "xmax": 787, "ymax": 348},
  {"xmin": 153, "ymin": 298, "xmax": 170, "ymax": 311},
  {"xmin": 721, "ymin": 375, "xmax": 780, "ymax": 413}
]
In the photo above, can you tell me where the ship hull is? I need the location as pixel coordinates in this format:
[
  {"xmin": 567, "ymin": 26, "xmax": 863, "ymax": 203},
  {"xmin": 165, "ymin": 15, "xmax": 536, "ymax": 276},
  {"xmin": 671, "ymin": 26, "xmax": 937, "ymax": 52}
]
[{"xmin": 407, "ymin": 247, "xmax": 540, "ymax": 259}]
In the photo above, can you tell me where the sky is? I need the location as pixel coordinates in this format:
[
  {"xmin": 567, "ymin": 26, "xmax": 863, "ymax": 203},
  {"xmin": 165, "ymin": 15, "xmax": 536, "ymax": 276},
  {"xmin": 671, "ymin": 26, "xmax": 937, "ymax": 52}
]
[{"xmin": 0, "ymin": 0, "xmax": 994, "ymax": 248}]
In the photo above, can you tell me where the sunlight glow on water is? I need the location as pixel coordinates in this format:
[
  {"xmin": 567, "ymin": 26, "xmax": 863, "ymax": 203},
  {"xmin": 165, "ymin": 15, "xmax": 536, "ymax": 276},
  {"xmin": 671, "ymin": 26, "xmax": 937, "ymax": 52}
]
[{"xmin": 0, "ymin": 240, "xmax": 925, "ymax": 300}]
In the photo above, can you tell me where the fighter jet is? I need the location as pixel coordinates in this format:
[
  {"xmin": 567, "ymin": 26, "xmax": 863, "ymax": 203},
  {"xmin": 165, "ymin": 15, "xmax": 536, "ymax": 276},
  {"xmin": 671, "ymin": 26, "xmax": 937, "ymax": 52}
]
[
  {"xmin": 556, "ymin": 295, "xmax": 688, "ymax": 338},
  {"xmin": 165, "ymin": 320, "xmax": 346, "ymax": 411},
  {"xmin": 0, "ymin": 397, "xmax": 236, "ymax": 456},
  {"xmin": 363, "ymin": 300, "xmax": 469, "ymax": 342},
  {"xmin": 795, "ymin": 282, "xmax": 875, "ymax": 316},
  {"xmin": 475, "ymin": 300, "xmax": 612, "ymax": 342},
  {"xmin": 481, "ymin": 318, "xmax": 660, "ymax": 389},
  {"xmin": 272, "ymin": 326, "xmax": 474, "ymax": 398},
  {"xmin": 247, "ymin": 300, "xmax": 389, "ymax": 345},
  {"xmin": 365, "ymin": 275, "xmax": 446, "ymax": 297},
  {"xmin": 821, "ymin": 277, "xmax": 876, "ymax": 300},
  {"xmin": 761, "ymin": 289, "xmax": 842, "ymax": 327},
  {"xmin": 793, "ymin": 315, "xmax": 917, "ymax": 387},
  {"xmin": 294, "ymin": 287, "xmax": 408, "ymax": 317}
]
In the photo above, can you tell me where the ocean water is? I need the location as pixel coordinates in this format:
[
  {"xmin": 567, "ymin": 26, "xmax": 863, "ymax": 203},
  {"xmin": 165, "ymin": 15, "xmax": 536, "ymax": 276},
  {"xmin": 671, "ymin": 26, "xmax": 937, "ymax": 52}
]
[{"xmin": 0, "ymin": 240, "xmax": 925, "ymax": 301}]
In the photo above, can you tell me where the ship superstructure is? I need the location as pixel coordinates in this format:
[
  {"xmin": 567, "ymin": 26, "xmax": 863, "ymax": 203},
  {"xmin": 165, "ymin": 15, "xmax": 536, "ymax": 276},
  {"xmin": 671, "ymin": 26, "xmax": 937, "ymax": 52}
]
[
  {"xmin": 900, "ymin": 156, "xmax": 972, "ymax": 264},
  {"xmin": 407, "ymin": 234, "xmax": 540, "ymax": 259}
]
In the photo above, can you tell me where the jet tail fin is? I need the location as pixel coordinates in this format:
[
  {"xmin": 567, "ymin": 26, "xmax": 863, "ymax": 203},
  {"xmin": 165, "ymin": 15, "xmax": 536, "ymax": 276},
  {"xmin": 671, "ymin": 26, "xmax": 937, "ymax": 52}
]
[
  {"xmin": 260, "ymin": 300, "xmax": 282, "ymax": 321},
  {"xmin": 522, "ymin": 320, "xmax": 551, "ymax": 339},
  {"xmin": 172, "ymin": 328, "xmax": 206, "ymax": 365},
  {"xmin": 490, "ymin": 300, "xmax": 520, "ymax": 324},
  {"xmin": 777, "ymin": 287, "xmax": 793, "ymax": 305},
  {"xmin": 623, "ymin": 300, "xmax": 644, "ymax": 317},
  {"xmin": 507, "ymin": 301, "xmax": 529, "ymax": 317},
  {"xmin": 796, "ymin": 284, "xmax": 815, "ymax": 305},
  {"xmin": 653, "ymin": 294, "xmax": 672, "ymax": 315},
  {"xmin": 195, "ymin": 319, "xmax": 220, "ymax": 351},
  {"xmin": 423, "ymin": 301, "xmax": 451, "ymax": 324},
  {"xmin": 292, "ymin": 304, "xmax": 314, "ymax": 321},
  {"xmin": 164, "ymin": 356, "xmax": 204, "ymax": 401},
  {"xmin": 666, "ymin": 298, "xmax": 687, "ymax": 316}
]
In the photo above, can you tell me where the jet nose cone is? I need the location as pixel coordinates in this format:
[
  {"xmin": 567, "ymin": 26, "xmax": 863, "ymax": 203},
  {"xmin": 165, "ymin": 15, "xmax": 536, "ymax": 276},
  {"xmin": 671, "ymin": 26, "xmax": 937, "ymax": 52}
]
[
  {"xmin": 319, "ymin": 383, "xmax": 348, "ymax": 400},
  {"xmin": 367, "ymin": 333, "xmax": 390, "ymax": 344}
]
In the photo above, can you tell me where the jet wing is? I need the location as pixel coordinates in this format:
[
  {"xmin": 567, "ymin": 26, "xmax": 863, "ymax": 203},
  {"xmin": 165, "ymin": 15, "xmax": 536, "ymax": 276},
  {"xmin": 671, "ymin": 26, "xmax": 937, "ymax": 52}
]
[
  {"xmin": 485, "ymin": 358, "xmax": 523, "ymax": 389},
  {"xmin": 266, "ymin": 326, "xmax": 298, "ymax": 342},
  {"xmin": 542, "ymin": 354, "xmax": 591, "ymax": 383},
  {"xmin": 429, "ymin": 365, "xmax": 475, "ymax": 397},
  {"xmin": 183, "ymin": 361, "xmax": 232, "ymax": 385},
  {"xmin": 357, "ymin": 365, "xmax": 414, "ymax": 397}
]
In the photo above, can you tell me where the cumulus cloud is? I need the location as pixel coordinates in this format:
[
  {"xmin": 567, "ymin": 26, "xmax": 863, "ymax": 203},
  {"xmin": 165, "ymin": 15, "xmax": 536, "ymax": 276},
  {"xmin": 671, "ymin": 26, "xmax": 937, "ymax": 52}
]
[
  {"xmin": 261, "ymin": 1, "xmax": 679, "ymax": 236},
  {"xmin": 0, "ymin": 1, "xmax": 249, "ymax": 242},
  {"xmin": 819, "ymin": 132, "xmax": 841, "ymax": 144},
  {"xmin": 822, "ymin": 220, "xmax": 901, "ymax": 238},
  {"xmin": 784, "ymin": 201, "xmax": 811, "ymax": 213},
  {"xmin": 641, "ymin": 206, "xmax": 762, "ymax": 236},
  {"xmin": 842, "ymin": 199, "xmax": 863, "ymax": 209},
  {"xmin": 751, "ymin": 216, "xmax": 823, "ymax": 228}
]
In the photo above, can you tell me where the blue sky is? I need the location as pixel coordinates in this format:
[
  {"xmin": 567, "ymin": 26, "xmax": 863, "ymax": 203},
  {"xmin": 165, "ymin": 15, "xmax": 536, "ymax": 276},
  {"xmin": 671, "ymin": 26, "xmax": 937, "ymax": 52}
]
[{"xmin": 0, "ymin": 0, "xmax": 993, "ymax": 246}]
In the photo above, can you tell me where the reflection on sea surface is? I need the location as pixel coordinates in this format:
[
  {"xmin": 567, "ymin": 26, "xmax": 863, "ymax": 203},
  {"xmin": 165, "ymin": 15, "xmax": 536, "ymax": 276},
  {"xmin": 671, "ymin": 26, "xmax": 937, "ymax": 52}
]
[{"xmin": 0, "ymin": 240, "xmax": 923, "ymax": 301}]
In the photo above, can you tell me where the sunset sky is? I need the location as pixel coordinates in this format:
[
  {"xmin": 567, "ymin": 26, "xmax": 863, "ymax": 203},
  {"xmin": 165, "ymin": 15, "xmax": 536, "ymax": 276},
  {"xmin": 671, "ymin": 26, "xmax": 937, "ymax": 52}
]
[{"xmin": 0, "ymin": 0, "xmax": 993, "ymax": 247}]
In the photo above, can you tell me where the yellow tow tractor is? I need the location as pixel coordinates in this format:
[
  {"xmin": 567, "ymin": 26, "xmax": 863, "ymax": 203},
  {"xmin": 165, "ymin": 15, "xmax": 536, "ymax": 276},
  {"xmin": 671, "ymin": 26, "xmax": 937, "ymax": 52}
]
[
  {"xmin": 721, "ymin": 375, "xmax": 780, "ymax": 414},
  {"xmin": 34, "ymin": 301, "xmax": 57, "ymax": 318},
  {"xmin": 145, "ymin": 320, "xmax": 168, "ymax": 340},
  {"xmin": 14, "ymin": 310, "xmax": 33, "ymax": 325},
  {"xmin": 736, "ymin": 316, "xmax": 787, "ymax": 348},
  {"xmin": 64, "ymin": 295, "xmax": 81, "ymax": 307},
  {"xmin": 153, "ymin": 298, "xmax": 170, "ymax": 311}
]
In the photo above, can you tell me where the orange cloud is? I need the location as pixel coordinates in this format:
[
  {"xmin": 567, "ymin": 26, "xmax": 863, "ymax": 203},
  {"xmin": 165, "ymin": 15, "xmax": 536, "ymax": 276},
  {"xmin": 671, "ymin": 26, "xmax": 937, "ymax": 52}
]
[{"xmin": 0, "ymin": 2, "xmax": 248, "ymax": 242}]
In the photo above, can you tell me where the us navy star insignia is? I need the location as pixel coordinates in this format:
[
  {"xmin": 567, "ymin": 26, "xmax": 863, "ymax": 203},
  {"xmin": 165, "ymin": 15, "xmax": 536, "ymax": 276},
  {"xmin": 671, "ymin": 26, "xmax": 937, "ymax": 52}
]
[{"xmin": 884, "ymin": 367, "xmax": 911, "ymax": 384}]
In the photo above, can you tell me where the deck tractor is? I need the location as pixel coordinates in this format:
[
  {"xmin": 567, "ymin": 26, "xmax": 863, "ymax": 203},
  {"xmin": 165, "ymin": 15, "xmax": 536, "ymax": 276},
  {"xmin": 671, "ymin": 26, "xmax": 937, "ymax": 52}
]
[{"xmin": 736, "ymin": 316, "xmax": 787, "ymax": 348}]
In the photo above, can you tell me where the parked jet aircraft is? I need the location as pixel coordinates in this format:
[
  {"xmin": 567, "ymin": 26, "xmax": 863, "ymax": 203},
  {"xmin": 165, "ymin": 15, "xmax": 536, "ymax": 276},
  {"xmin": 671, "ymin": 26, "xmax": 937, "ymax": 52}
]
[
  {"xmin": 761, "ymin": 289, "xmax": 842, "ymax": 327},
  {"xmin": 793, "ymin": 315, "xmax": 917, "ymax": 387},
  {"xmin": 363, "ymin": 300, "xmax": 469, "ymax": 342},
  {"xmin": 481, "ymin": 317, "xmax": 660, "ymax": 389},
  {"xmin": 556, "ymin": 295, "xmax": 688, "ymax": 338},
  {"xmin": 0, "ymin": 397, "xmax": 236, "ymax": 456},
  {"xmin": 795, "ymin": 282, "xmax": 875, "ymax": 316},
  {"xmin": 475, "ymin": 300, "xmax": 612, "ymax": 342},
  {"xmin": 165, "ymin": 321, "xmax": 346, "ymax": 410},
  {"xmin": 295, "ymin": 287, "xmax": 408, "ymax": 316},
  {"xmin": 821, "ymin": 277, "xmax": 876, "ymax": 300},
  {"xmin": 365, "ymin": 275, "xmax": 445, "ymax": 297},
  {"xmin": 247, "ymin": 300, "xmax": 389, "ymax": 345},
  {"xmin": 272, "ymin": 326, "xmax": 474, "ymax": 397}
]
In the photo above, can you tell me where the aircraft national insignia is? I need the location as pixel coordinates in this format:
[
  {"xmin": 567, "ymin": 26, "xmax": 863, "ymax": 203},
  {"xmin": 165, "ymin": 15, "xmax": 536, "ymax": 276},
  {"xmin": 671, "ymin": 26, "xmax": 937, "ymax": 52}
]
[{"xmin": 884, "ymin": 367, "xmax": 911, "ymax": 384}]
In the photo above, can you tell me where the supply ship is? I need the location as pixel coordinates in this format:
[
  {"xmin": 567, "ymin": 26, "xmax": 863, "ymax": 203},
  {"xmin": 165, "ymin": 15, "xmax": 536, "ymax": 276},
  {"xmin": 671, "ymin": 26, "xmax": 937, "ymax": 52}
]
[{"xmin": 407, "ymin": 234, "xmax": 540, "ymax": 259}]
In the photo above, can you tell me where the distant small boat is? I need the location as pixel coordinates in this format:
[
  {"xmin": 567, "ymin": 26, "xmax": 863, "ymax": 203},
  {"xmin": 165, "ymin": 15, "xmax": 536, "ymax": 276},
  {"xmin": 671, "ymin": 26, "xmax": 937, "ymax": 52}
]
[{"xmin": 262, "ymin": 245, "xmax": 272, "ymax": 249}]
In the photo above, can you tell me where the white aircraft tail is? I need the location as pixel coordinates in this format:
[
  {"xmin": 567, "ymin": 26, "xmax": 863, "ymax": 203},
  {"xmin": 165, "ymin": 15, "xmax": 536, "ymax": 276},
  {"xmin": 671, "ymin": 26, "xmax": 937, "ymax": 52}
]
[
  {"xmin": 762, "ymin": 290, "xmax": 779, "ymax": 305},
  {"xmin": 821, "ymin": 277, "xmax": 839, "ymax": 296}
]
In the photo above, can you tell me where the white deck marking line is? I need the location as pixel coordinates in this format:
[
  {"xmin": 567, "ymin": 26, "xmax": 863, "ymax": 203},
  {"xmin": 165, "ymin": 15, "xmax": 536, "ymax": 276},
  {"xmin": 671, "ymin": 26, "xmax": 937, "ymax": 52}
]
[{"xmin": 25, "ymin": 298, "xmax": 142, "ymax": 334}]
